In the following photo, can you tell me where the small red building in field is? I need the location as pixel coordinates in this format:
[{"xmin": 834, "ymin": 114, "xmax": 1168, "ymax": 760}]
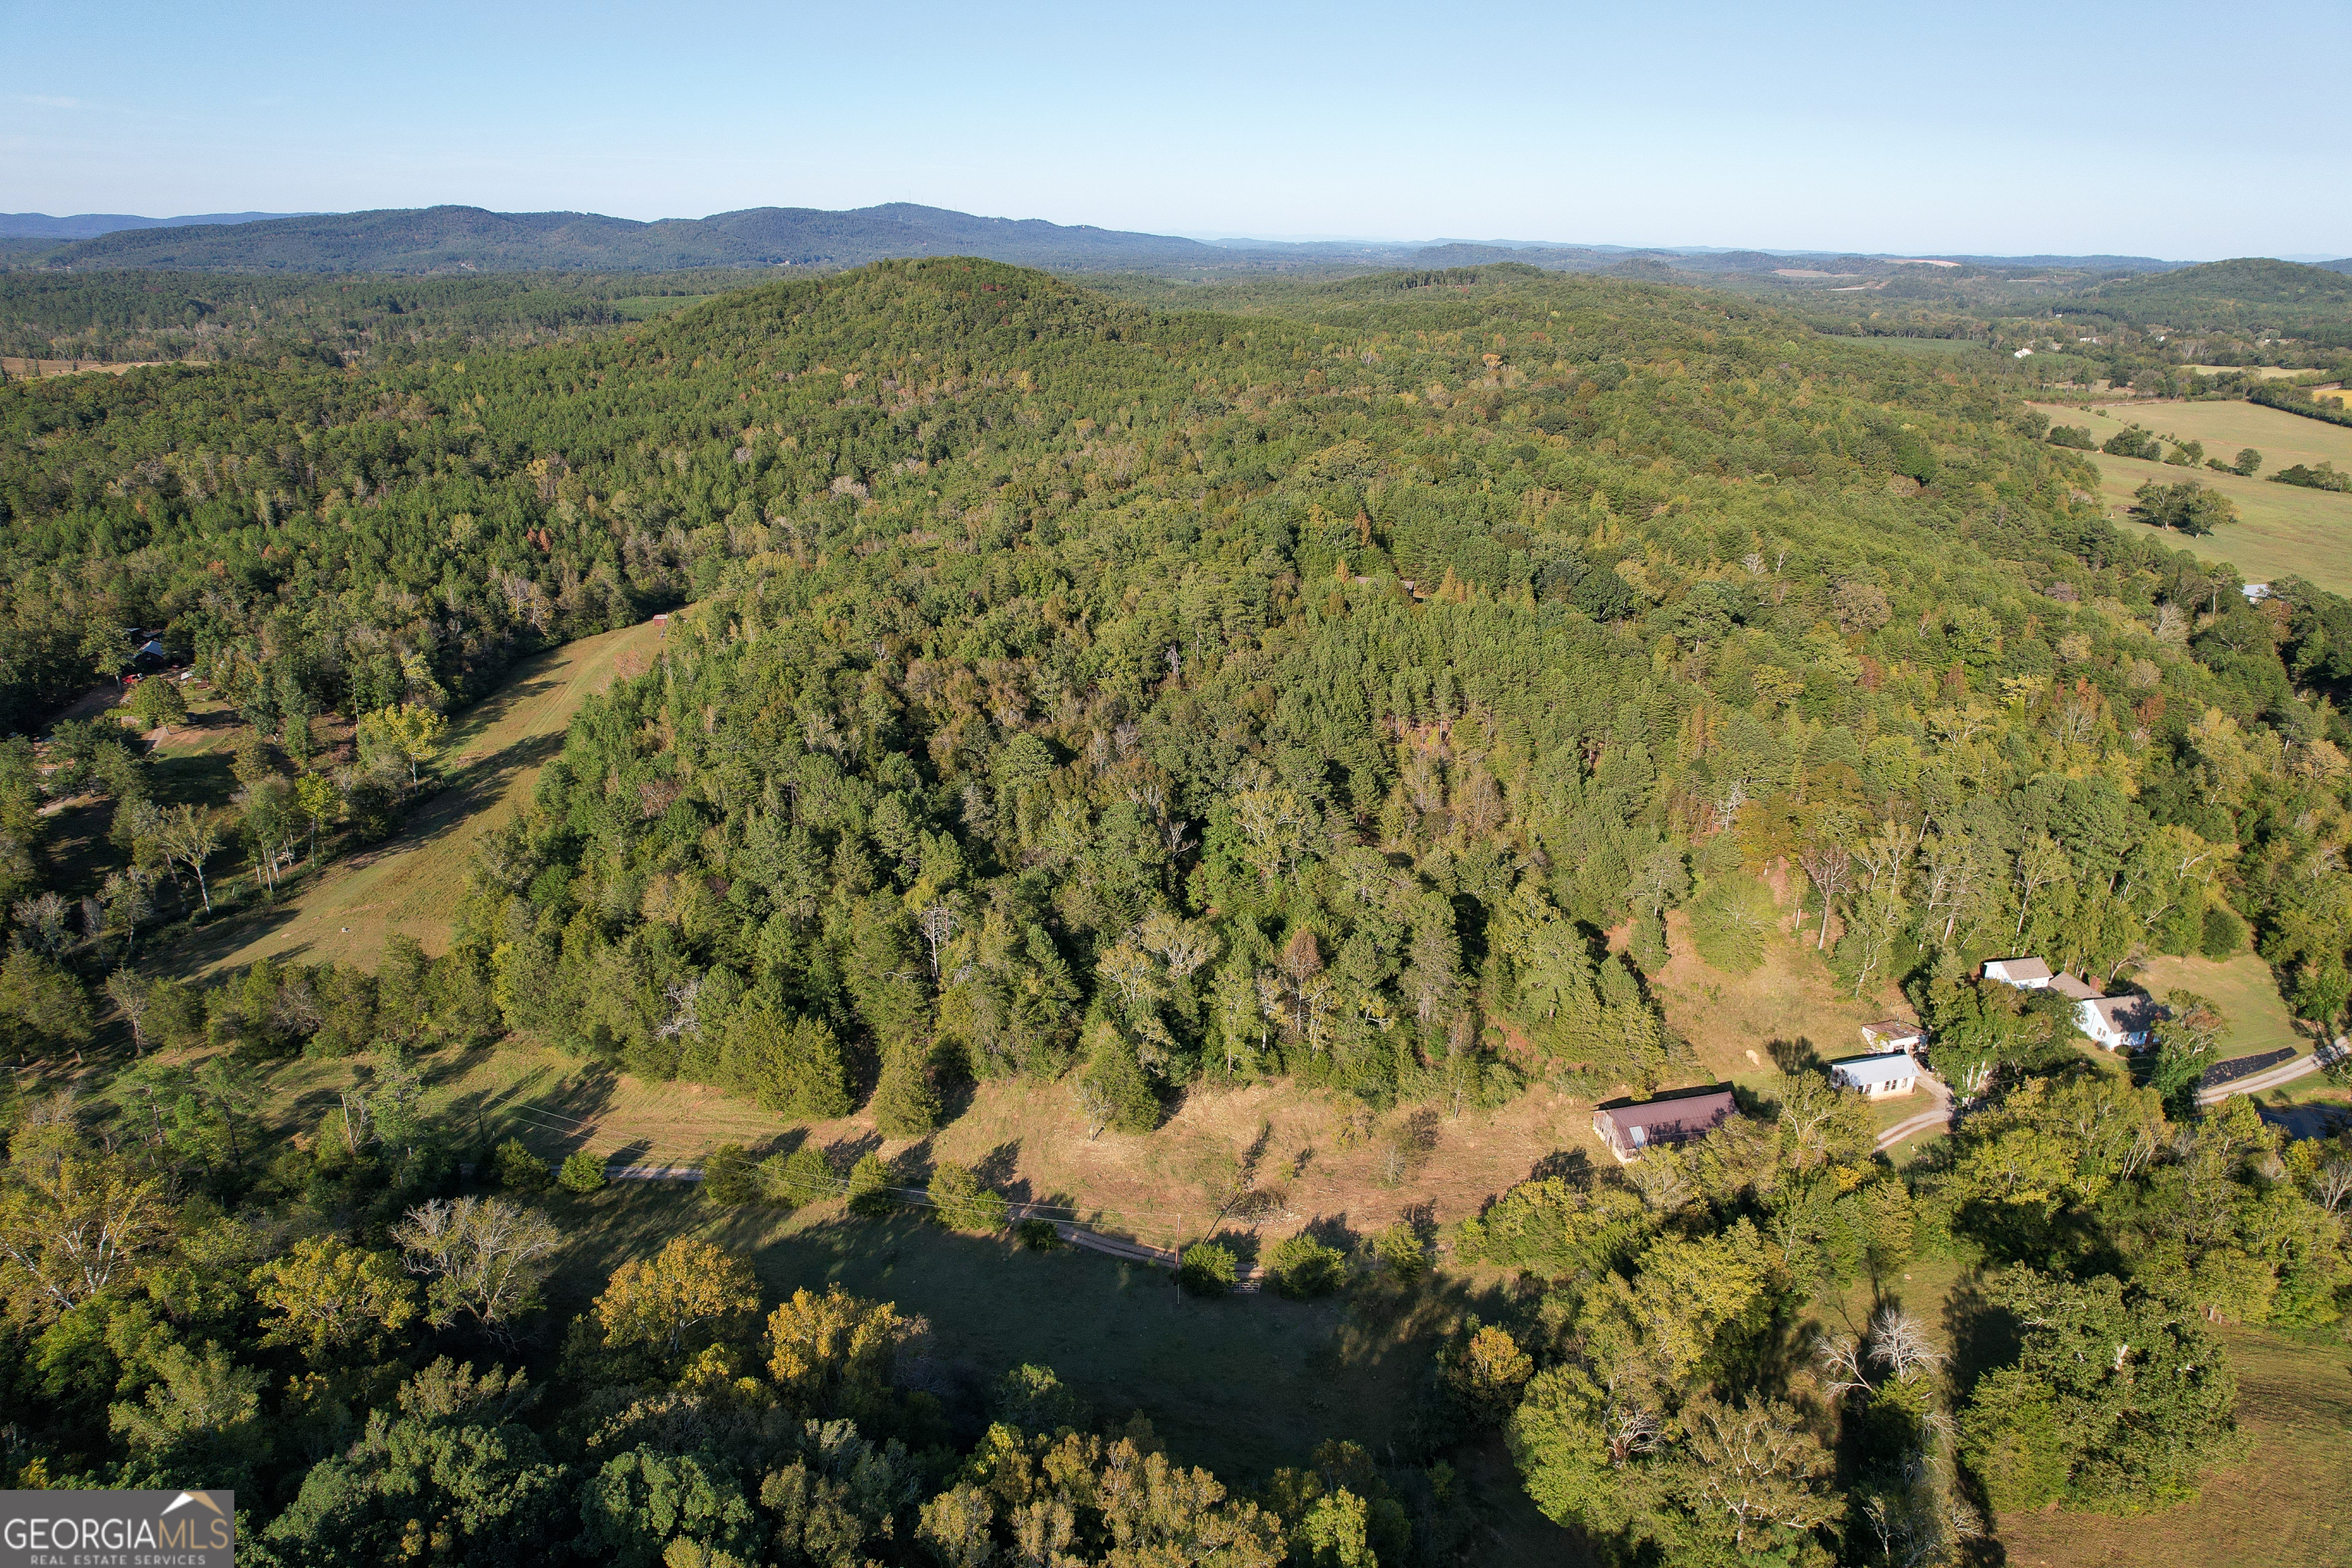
[{"xmin": 1592, "ymin": 1084, "xmax": 1738, "ymax": 1162}]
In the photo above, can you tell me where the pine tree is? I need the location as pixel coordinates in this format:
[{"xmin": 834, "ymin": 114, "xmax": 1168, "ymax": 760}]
[{"xmin": 870, "ymin": 1046, "xmax": 939, "ymax": 1138}]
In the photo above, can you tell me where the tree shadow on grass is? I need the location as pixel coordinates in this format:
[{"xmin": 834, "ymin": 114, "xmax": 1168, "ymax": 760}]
[{"xmin": 539, "ymin": 1184, "xmax": 1517, "ymax": 1485}]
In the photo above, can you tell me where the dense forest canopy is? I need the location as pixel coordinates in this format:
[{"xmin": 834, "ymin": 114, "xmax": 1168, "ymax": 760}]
[{"xmin": 3, "ymin": 257, "xmax": 2350, "ymax": 1568}]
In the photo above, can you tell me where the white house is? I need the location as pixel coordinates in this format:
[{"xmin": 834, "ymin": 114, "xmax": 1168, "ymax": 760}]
[
  {"xmin": 1860, "ymin": 1019, "xmax": 1926, "ymax": 1054},
  {"xmin": 2243, "ymin": 583, "xmax": 2272, "ymax": 603},
  {"xmin": 1983, "ymin": 957, "xmax": 2053, "ymax": 989},
  {"xmin": 2049, "ymin": 972, "xmax": 2102, "ymax": 1002},
  {"xmin": 1830, "ymin": 1053, "xmax": 1919, "ymax": 1099},
  {"xmin": 2078, "ymin": 994, "xmax": 2164, "ymax": 1050}
]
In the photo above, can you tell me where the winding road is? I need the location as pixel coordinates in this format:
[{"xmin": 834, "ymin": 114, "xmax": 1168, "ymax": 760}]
[{"xmin": 2199, "ymin": 1042, "xmax": 2343, "ymax": 1106}]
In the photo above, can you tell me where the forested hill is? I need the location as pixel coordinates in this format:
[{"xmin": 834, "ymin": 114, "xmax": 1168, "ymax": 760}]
[
  {"xmin": 2068, "ymin": 256, "xmax": 2352, "ymax": 329},
  {"xmin": 5, "ymin": 258, "xmax": 2352, "ymax": 1560},
  {"xmin": 21, "ymin": 204, "xmax": 1238, "ymax": 274}
]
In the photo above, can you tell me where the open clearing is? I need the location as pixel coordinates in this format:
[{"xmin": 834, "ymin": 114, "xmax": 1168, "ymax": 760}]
[
  {"xmin": 237, "ymin": 1031, "xmax": 1619, "ymax": 1259},
  {"xmin": 1835, "ymin": 335, "xmax": 1990, "ymax": 359},
  {"xmin": 1650, "ymin": 901, "xmax": 1908, "ymax": 1099},
  {"xmin": 2030, "ymin": 400, "xmax": 2352, "ymax": 593},
  {"xmin": 2132, "ymin": 952, "xmax": 2307, "ymax": 1063},
  {"xmin": 168, "ymin": 618, "xmax": 663, "ymax": 978}
]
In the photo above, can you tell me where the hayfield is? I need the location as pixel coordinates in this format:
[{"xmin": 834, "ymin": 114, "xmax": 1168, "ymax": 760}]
[
  {"xmin": 2050, "ymin": 396, "xmax": 2352, "ymax": 473},
  {"xmin": 168, "ymin": 617, "xmax": 664, "ymax": 978},
  {"xmin": 2030, "ymin": 400, "xmax": 2352, "ymax": 593}
]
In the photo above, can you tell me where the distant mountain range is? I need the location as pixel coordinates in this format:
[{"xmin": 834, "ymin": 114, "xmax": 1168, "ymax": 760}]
[
  {"xmin": 4, "ymin": 202, "xmax": 2337, "ymax": 281},
  {"xmin": 0, "ymin": 211, "xmax": 312, "ymax": 240}
]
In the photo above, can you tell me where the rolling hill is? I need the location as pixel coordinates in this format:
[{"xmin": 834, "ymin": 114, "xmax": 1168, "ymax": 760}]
[{"xmin": 24, "ymin": 202, "xmax": 1245, "ymax": 274}]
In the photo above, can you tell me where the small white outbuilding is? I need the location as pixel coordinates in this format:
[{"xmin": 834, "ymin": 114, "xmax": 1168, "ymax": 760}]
[{"xmin": 1830, "ymin": 1053, "xmax": 1919, "ymax": 1099}]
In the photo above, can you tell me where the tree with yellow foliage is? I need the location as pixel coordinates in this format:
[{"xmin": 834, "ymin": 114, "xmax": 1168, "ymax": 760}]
[{"xmin": 593, "ymin": 1236, "xmax": 760, "ymax": 1363}]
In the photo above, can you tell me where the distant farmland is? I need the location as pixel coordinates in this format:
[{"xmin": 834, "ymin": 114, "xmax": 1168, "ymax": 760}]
[{"xmin": 2030, "ymin": 399, "xmax": 2352, "ymax": 593}]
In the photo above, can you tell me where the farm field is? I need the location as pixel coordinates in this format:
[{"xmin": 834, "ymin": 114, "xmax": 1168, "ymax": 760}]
[
  {"xmin": 2030, "ymin": 400, "xmax": 2352, "ymax": 593},
  {"xmin": 2186, "ymin": 364, "xmax": 2314, "ymax": 381},
  {"xmin": 2046, "ymin": 396, "xmax": 2352, "ymax": 472},
  {"xmin": 167, "ymin": 617, "xmax": 665, "ymax": 978}
]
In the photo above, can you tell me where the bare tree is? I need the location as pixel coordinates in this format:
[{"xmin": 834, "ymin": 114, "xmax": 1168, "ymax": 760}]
[
  {"xmin": 2312, "ymin": 1161, "xmax": 2352, "ymax": 1216},
  {"xmin": 1795, "ymin": 827, "xmax": 1854, "ymax": 951},
  {"xmin": 103, "ymin": 970, "xmax": 153, "ymax": 1054},
  {"xmin": 916, "ymin": 903, "xmax": 958, "ymax": 983},
  {"xmin": 1626, "ymin": 1148, "xmax": 1693, "ymax": 1214},
  {"xmin": 1868, "ymin": 1306, "xmax": 1944, "ymax": 1383},
  {"xmin": 154, "ymin": 805, "xmax": 220, "ymax": 913},
  {"xmin": 393, "ymin": 1196, "xmax": 563, "ymax": 1338},
  {"xmin": 1815, "ymin": 1331, "xmax": 1870, "ymax": 1400},
  {"xmin": 654, "ymin": 976, "xmax": 701, "ymax": 1040}
]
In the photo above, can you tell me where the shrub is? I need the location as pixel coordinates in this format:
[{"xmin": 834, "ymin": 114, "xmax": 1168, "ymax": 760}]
[
  {"xmin": 846, "ymin": 1151, "xmax": 897, "ymax": 1216},
  {"xmin": 1074, "ymin": 1022, "xmax": 1160, "ymax": 1138},
  {"xmin": 1016, "ymin": 1217, "xmax": 1063, "ymax": 1250},
  {"xmin": 1266, "ymin": 1236, "xmax": 1347, "ymax": 1300},
  {"xmin": 2047, "ymin": 424, "xmax": 2096, "ymax": 450},
  {"xmin": 701, "ymin": 1143, "xmax": 758, "ymax": 1206},
  {"xmin": 928, "ymin": 1161, "xmax": 1010, "ymax": 1231},
  {"xmin": 2272, "ymin": 460, "xmax": 2350, "ymax": 492},
  {"xmin": 871, "ymin": 1047, "xmax": 939, "ymax": 1138},
  {"xmin": 557, "ymin": 1149, "xmax": 606, "ymax": 1193},
  {"xmin": 492, "ymin": 1137, "xmax": 551, "ymax": 1192},
  {"xmin": 757, "ymin": 1143, "xmax": 839, "ymax": 1207},
  {"xmin": 1179, "ymin": 1242, "xmax": 1239, "ymax": 1297},
  {"xmin": 1367, "ymin": 1223, "xmax": 1426, "ymax": 1282}
]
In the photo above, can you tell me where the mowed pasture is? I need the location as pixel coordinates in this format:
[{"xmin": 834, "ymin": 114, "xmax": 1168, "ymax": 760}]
[
  {"xmin": 1993, "ymin": 1325, "xmax": 2352, "ymax": 1568},
  {"xmin": 2029, "ymin": 400, "xmax": 2352, "ymax": 593},
  {"xmin": 2132, "ymin": 952, "xmax": 2308, "ymax": 1063},
  {"xmin": 170, "ymin": 617, "xmax": 665, "ymax": 978}
]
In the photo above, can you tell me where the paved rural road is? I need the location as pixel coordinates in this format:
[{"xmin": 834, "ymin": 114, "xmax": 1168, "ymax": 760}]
[{"xmin": 2199, "ymin": 1040, "xmax": 2345, "ymax": 1107}]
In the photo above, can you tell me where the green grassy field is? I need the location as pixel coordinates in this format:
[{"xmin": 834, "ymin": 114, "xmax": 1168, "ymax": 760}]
[
  {"xmin": 165, "ymin": 618, "xmax": 664, "ymax": 978},
  {"xmin": 2133, "ymin": 952, "xmax": 2308, "ymax": 1063},
  {"xmin": 1996, "ymin": 1325, "xmax": 2352, "ymax": 1568},
  {"xmin": 2030, "ymin": 400, "xmax": 2352, "ymax": 594}
]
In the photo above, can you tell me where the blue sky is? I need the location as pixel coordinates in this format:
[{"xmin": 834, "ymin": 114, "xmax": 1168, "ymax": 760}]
[{"xmin": 5, "ymin": 0, "xmax": 2347, "ymax": 259}]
